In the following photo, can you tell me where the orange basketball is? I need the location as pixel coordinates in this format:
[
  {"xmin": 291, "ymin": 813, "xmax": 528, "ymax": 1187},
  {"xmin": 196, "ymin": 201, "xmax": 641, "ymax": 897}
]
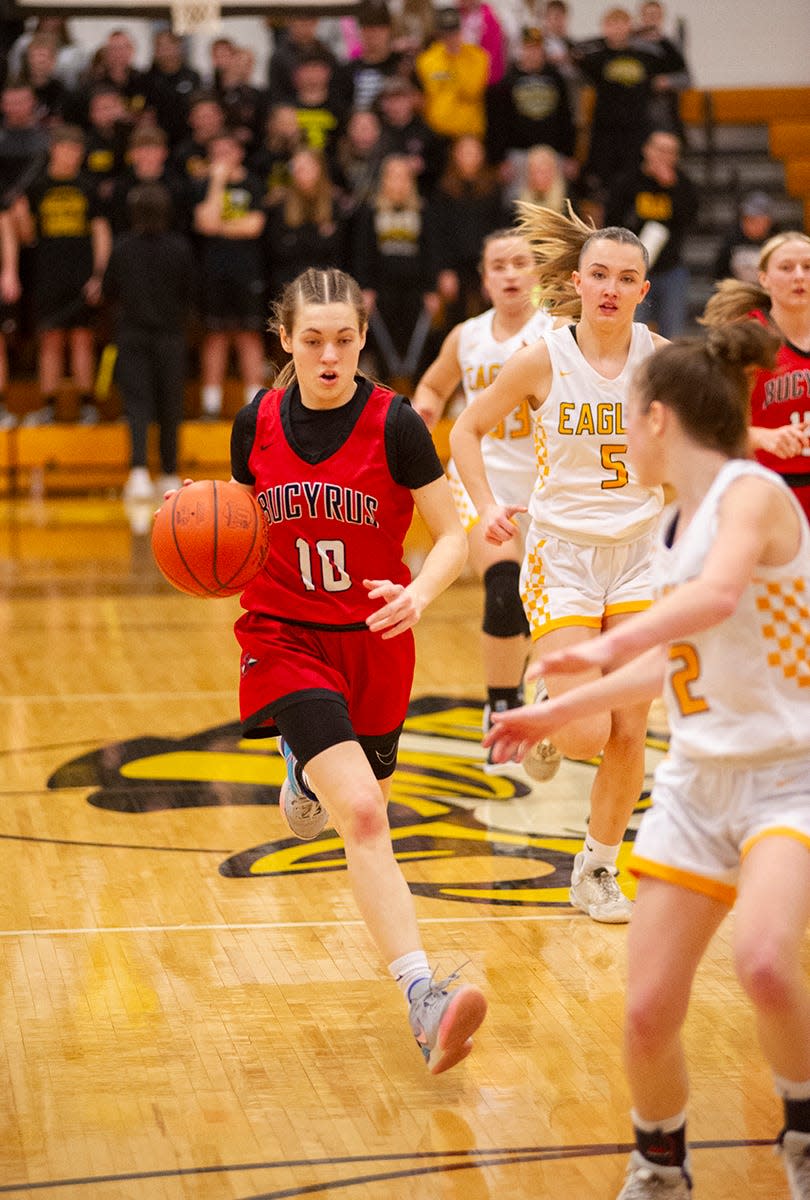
[{"xmin": 151, "ymin": 480, "xmax": 270, "ymax": 598}]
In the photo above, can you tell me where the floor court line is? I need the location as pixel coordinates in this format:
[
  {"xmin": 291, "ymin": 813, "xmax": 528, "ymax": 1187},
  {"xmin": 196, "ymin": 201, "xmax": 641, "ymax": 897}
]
[{"xmin": 0, "ymin": 913, "xmax": 577, "ymax": 939}]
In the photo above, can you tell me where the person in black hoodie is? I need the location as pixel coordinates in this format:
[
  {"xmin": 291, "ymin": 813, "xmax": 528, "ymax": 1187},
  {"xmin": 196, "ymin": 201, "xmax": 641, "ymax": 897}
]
[{"xmin": 103, "ymin": 182, "xmax": 196, "ymax": 500}]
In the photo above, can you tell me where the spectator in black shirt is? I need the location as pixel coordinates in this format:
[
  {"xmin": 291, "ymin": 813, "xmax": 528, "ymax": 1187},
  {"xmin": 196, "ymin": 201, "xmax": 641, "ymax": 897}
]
[
  {"xmin": 334, "ymin": 1, "xmax": 404, "ymax": 114},
  {"xmin": 333, "ymin": 107, "xmax": 386, "ymax": 216},
  {"xmin": 15, "ymin": 32, "xmax": 69, "ymax": 127},
  {"xmin": 634, "ymin": 0, "xmax": 690, "ymax": 138},
  {"xmin": 106, "ymin": 126, "xmax": 192, "ymax": 235},
  {"xmin": 575, "ymin": 5, "xmax": 670, "ymax": 196},
  {"xmin": 11, "ymin": 123, "xmax": 111, "ymax": 424},
  {"xmin": 103, "ymin": 182, "xmax": 196, "ymax": 501},
  {"xmin": 83, "ymin": 84, "xmax": 132, "ymax": 204},
  {"xmin": 485, "ymin": 26, "xmax": 576, "ymax": 193},
  {"xmin": 263, "ymin": 146, "xmax": 347, "ymax": 297},
  {"xmin": 142, "ymin": 29, "xmax": 201, "ymax": 148},
  {"xmin": 427, "ymin": 133, "xmax": 508, "ymax": 328},
  {"xmin": 288, "ymin": 48, "xmax": 346, "ymax": 160},
  {"xmin": 351, "ymin": 153, "xmax": 437, "ymax": 385},
  {"xmin": 0, "ymin": 83, "xmax": 48, "ymax": 201},
  {"xmin": 192, "ymin": 129, "xmax": 267, "ymax": 417},
  {"xmin": 172, "ymin": 91, "xmax": 226, "ymax": 182},
  {"xmin": 213, "ymin": 44, "xmax": 268, "ymax": 156},
  {"xmin": 70, "ymin": 28, "xmax": 148, "ymax": 127},
  {"xmin": 712, "ymin": 190, "xmax": 779, "ymax": 285},
  {"xmin": 249, "ymin": 103, "xmax": 305, "ymax": 202},
  {"xmin": 267, "ymin": 16, "xmax": 337, "ymax": 106},
  {"xmin": 605, "ymin": 127, "xmax": 698, "ymax": 336},
  {"xmin": 376, "ymin": 74, "xmax": 447, "ymax": 197}
]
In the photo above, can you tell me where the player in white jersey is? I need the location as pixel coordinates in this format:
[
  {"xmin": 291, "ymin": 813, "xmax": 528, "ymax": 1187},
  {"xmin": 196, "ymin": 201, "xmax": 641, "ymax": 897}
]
[
  {"xmin": 413, "ymin": 230, "xmax": 553, "ymax": 768},
  {"xmin": 451, "ymin": 205, "xmax": 667, "ymax": 922},
  {"xmin": 485, "ymin": 321, "xmax": 810, "ymax": 1200}
]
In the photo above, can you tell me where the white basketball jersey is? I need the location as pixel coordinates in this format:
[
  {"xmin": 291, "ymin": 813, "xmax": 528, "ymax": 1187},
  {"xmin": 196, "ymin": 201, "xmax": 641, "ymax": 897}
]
[
  {"xmin": 456, "ymin": 305, "xmax": 553, "ymax": 509},
  {"xmin": 660, "ymin": 459, "xmax": 810, "ymax": 764},
  {"xmin": 529, "ymin": 322, "xmax": 663, "ymax": 545}
]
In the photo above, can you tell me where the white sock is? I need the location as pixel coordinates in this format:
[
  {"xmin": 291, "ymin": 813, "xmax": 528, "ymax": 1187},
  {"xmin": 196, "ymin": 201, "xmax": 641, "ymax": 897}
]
[
  {"xmin": 631, "ymin": 1109, "xmax": 687, "ymax": 1134},
  {"xmin": 201, "ymin": 384, "xmax": 222, "ymax": 415},
  {"xmin": 774, "ymin": 1074, "xmax": 810, "ymax": 1100},
  {"xmin": 580, "ymin": 833, "xmax": 621, "ymax": 875},
  {"xmin": 389, "ymin": 950, "xmax": 431, "ymax": 1002}
]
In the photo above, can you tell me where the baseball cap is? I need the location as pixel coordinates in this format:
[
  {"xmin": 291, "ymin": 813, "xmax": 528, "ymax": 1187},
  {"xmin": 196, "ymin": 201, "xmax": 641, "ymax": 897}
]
[
  {"xmin": 434, "ymin": 7, "xmax": 462, "ymax": 32},
  {"xmin": 740, "ymin": 191, "xmax": 772, "ymax": 218}
]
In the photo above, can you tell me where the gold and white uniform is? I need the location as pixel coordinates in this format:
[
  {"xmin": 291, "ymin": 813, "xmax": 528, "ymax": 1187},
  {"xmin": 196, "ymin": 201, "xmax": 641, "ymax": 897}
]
[
  {"xmin": 631, "ymin": 459, "xmax": 810, "ymax": 904},
  {"xmin": 520, "ymin": 322, "xmax": 664, "ymax": 637},
  {"xmin": 446, "ymin": 305, "xmax": 553, "ymax": 531}
]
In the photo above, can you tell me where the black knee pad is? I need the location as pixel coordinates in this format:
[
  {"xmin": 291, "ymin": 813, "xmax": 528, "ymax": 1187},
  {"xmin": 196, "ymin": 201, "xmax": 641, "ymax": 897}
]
[{"xmin": 482, "ymin": 561, "xmax": 529, "ymax": 638}]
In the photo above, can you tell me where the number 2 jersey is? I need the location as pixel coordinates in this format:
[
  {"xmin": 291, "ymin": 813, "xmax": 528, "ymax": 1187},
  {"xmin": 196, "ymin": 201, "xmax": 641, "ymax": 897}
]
[
  {"xmin": 231, "ymin": 377, "xmax": 443, "ymax": 627},
  {"xmin": 659, "ymin": 459, "xmax": 810, "ymax": 765},
  {"xmin": 529, "ymin": 322, "xmax": 663, "ymax": 545}
]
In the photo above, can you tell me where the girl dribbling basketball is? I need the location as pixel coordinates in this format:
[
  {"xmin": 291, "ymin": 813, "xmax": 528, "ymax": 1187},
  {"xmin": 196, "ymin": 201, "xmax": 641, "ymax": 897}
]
[{"xmin": 228, "ymin": 267, "xmax": 486, "ymax": 1075}]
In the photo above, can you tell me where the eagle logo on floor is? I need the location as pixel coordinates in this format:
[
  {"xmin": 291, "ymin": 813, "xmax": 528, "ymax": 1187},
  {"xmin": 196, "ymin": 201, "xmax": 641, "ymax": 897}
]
[{"xmin": 46, "ymin": 696, "xmax": 667, "ymax": 907}]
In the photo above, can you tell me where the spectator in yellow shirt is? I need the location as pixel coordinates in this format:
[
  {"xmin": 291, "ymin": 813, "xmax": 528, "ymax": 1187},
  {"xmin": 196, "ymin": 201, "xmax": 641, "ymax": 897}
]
[{"xmin": 415, "ymin": 7, "xmax": 489, "ymax": 140}]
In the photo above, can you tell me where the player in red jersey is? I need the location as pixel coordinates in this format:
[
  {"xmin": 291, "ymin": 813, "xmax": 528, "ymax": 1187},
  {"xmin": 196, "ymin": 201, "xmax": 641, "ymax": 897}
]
[
  {"xmin": 702, "ymin": 230, "xmax": 810, "ymax": 522},
  {"xmin": 229, "ymin": 266, "xmax": 486, "ymax": 1074}
]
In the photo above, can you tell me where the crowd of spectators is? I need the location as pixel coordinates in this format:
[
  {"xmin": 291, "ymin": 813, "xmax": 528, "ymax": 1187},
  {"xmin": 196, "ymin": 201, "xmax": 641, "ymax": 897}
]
[{"xmin": 0, "ymin": 0, "xmax": 705, "ymax": 469}]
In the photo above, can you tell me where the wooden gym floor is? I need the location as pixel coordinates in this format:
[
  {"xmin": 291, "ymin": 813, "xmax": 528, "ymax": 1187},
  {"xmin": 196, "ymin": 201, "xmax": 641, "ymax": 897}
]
[{"xmin": 0, "ymin": 495, "xmax": 803, "ymax": 1199}]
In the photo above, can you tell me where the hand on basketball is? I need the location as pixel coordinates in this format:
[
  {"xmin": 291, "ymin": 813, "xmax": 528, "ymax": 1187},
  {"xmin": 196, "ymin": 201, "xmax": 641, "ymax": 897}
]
[
  {"xmin": 482, "ymin": 503, "xmax": 526, "ymax": 545},
  {"xmin": 161, "ymin": 477, "xmax": 194, "ymax": 500},
  {"xmin": 484, "ymin": 703, "xmax": 559, "ymax": 765},
  {"xmin": 364, "ymin": 579, "xmax": 422, "ymax": 639}
]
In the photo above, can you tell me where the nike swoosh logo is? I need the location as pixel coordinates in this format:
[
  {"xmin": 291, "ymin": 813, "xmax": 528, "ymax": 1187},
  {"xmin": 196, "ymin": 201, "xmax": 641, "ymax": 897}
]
[
  {"xmin": 559, "ymin": 370, "xmax": 573, "ymax": 377},
  {"xmin": 376, "ymin": 746, "xmax": 397, "ymax": 766}
]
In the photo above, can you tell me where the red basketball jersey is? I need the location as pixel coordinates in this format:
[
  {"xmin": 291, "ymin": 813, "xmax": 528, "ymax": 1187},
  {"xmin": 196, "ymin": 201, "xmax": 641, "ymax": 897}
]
[
  {"xmin": 240, "ymin": 383, "xmax": 414, "ymax": 626},
  {"xmin": 749, "ymin": 308, "xmax": 810, "ymax": 477}
]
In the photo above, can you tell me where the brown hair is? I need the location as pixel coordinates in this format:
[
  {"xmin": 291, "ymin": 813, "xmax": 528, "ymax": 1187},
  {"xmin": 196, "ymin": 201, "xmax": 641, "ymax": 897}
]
[
  {"xmin": 373, "ymin": 154, "xmax": 422, "ymax": 213},
  {"xmin": 284, "ymin": 149, "xmax": 335, "ymax": 229},
  {"xmin": 516, "ymin": 200, "xmax": 649, "ymax": 317},
  {"xmin": 268, "ymin": 268, "xmax": 369, "ymax": 389},
  {"xmin": 635, "ymin": 321, "xmax": 779, "ymax": 457},
  {"xmin": 701, "ymin": 230, "xmax": 810, "ymax": 327}
]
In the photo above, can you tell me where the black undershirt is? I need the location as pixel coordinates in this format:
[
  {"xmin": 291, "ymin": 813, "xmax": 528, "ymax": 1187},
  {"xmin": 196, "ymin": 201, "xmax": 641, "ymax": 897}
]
[{"xmin": 230, "ymin": 376, "xmax": 443, "ymax": 491}]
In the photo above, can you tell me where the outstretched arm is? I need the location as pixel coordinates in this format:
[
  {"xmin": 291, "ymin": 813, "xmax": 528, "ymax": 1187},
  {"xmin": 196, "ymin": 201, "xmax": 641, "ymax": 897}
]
[{"xmin": 486, "ymin": 646, "xmax": 666, "ymax": 764}]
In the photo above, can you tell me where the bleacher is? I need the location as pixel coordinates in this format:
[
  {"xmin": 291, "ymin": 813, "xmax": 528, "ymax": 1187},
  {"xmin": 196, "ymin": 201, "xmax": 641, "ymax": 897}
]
[{"xmin": 1, "ymin": 84, "xmax": 808, "ymax": 499}]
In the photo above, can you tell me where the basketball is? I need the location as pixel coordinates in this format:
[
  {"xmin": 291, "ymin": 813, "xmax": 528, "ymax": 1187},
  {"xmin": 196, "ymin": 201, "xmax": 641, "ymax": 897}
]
[{"xmin": 151, "ymin": 480, "xmax": 270, "ymax": 598}]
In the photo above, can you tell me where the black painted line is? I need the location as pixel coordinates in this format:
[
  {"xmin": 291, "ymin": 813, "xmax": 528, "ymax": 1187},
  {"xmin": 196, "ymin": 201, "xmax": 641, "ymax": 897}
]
[{"xmin": 0, "ymin": 1139, "xmax": 776, "ymax": 1194}]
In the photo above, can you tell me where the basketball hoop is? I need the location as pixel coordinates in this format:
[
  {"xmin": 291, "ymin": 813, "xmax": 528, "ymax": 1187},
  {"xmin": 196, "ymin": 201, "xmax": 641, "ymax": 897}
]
[{"xmin": 170, "ymin": 0, "xmax": 223, "ymax": 35}]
